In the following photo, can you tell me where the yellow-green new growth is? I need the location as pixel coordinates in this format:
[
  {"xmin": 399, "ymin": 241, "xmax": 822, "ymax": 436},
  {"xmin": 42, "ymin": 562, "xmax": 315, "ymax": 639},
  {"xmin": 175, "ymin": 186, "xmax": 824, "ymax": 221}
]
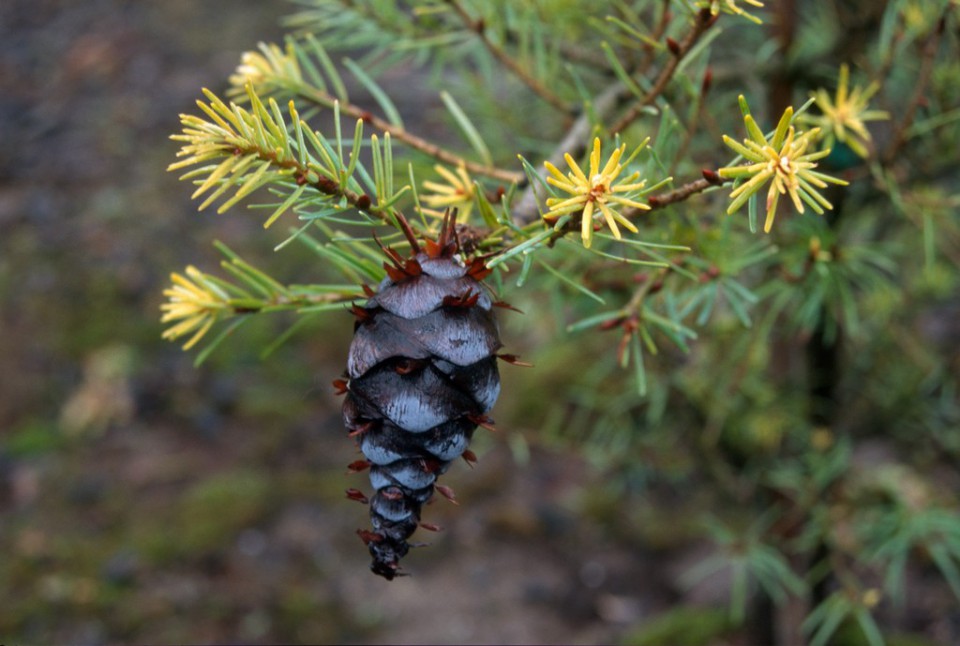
[
  {"xmin": 228, "ymin": 41, "xmax": 305, "ymax": 97},
  {"xmin": 160, "ymin": 267, "xmax": 230, "ymax": 350},
  {"xmin": 701, "ymin": 0, "xmax": 765, "ymax": 24},
  {"xmin": 544, "ymin": 137, "xmax": 651, "ymax": 249},
  {"xmin": 421, "ymin": 163, "xmax": 477, "ymax": 221},
  {"xmin": 803, "ymin": 64, "xmax": 889, "ymax": 159},
  {"xmin": 718, "ymin": 97, "xmax": 848, "ymax": 233}
]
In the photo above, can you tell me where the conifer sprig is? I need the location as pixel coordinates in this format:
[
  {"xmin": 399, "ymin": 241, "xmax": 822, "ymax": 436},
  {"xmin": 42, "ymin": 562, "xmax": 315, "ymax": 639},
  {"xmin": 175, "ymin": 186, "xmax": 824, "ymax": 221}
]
[
  {"xmin": 514, "ymin": 6, "xmax": 718, "ymax": 224},
  {"xmin": 541, "ymin": 137, "xmax": 660, "ymax": 249},
  {"xmin": 169, "ymin": 84, "xmax": 407, "ymax": 229},
  {"xmin": 802, "ymin": 64, "xmax": 889, "ymax": 159},
  {"xmin": 154, "ymin": 0, "xmax": 960, "ymax": 632},
  {"xmin": 228, "ymin": 39, "xmax": 523, "ymax": 184},
  {"xmin": 700, "ymin": 0, "xmax": 766, "ymax": 25},
  {"xmin": 444, "ymin": 0, "xmax": 573, "ymax": 114},
  {"xmin": 718, "ymin": 96, "xmax": 848, "ymax": 233},
  {"xmin": 161, "ymin": 242, "xmax": 365, "ymax": 356}
]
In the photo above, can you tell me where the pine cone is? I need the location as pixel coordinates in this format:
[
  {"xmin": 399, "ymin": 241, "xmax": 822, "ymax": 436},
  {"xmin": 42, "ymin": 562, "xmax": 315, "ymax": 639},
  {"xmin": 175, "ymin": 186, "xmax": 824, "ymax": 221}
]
[{"xmin": 341, "ymin": 218, "xmax": 503, "ymax": 580}]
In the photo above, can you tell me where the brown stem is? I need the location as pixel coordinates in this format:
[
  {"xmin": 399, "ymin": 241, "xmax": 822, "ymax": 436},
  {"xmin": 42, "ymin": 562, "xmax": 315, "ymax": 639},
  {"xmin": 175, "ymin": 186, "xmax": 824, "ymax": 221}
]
[
  {"xmin": 295, "ymin": 87, "xmax": 523, "ymax": 184},
  {"xmin": 618, "ymin": 0, "xmax": 672, "ymax": 80},
  {"xmin": 537, "ymin": 173, "xmax": 726, "ymax": 249},
  {"xmin": 239, "ymin": 142, "xmax": 410, "ymax": 231},
  {"xmin": 642, "ymin": 0, "xmax": 674, "ymax": 72},
  {"xmin": 445, "ymin": 0, "xmax": 574, "ymax": 115},
  {"xmin": 881, "ymin": 15, "xmax": 946, "ymax": 165},
  {"xmin": 641, "ymin": 173, "xmax": 726, "ymax": 214},
  {"xmin": 610, "ymin": 8, "xmax": 715, "ymax": 135}
]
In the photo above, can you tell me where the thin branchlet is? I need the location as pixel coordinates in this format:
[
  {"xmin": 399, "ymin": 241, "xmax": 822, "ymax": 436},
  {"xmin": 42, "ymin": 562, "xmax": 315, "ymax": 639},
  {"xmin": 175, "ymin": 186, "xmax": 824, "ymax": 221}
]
[
  {"xmin": 882, "ymin": 14, "xmax": 946, "ymax": 165},
  {"xmin": 444, "ymin": 0, "xmax": 574, "ymax": 115},
  {"xmin": 610, "ymin": 8, "xmax": 716, "ymax": 135}
]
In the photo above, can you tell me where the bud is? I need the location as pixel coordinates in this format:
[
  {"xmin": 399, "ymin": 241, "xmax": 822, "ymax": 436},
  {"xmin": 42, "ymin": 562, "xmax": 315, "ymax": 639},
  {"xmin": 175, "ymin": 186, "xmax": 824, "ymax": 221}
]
[{"xmin": 666, "ymin": 37, "xmax": 681, "ymax": 56}]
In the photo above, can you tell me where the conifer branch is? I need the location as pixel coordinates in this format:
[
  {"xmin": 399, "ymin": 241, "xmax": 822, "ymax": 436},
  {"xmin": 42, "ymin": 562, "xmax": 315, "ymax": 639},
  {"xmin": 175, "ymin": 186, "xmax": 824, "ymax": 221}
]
[
  {"xmin": 643, "ymin": 173, "xmax": 727, "ymax": 213},
  {"xmin": 161, "ymin": 243, "xmax": 366, "ymax": 353},
  {"xmin": 170, "ymin": 85, "xmax": 407, "ymax": 228},
  {"xmin": 513, "ymin": 81, "xmax": 627, "ymax": 224},
  {"xmin": 610, "ymin": 8, "xmax": 716, "ymax": 135},
  {"xmin": 512, "ymin": 8, "xmax": 715, "ymax": 224},
  {"xmin": 232, "ymin": 41, "xmax": 524, "ymax": 184},
  {"xmin": 536, "ymin": 173, "xmax": 727, "ymax": 247},
  {"xmin": 296, "ymin": 84, "xmax": 524, "ymax": 184},
  {"xmin": 156, "ymin": 0, "xmax": 960, "ymax": 625},
  {"xmin": 444, "ymin": 0, "xmax": 575, "ymax": 115},
  {"xmin": 632, "ymin": 0, "xmax": 674, "ymax": 78}
]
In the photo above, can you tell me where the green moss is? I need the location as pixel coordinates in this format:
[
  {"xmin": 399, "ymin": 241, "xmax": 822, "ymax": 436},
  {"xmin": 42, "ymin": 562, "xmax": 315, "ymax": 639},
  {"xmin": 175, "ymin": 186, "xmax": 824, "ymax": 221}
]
[
  {"xmin": 886, "ymin": 633, "xmax": 944, "ymax": 646},
  {"xmin": 179, "ymin": 470, "xmax": 272, "ymax": 552},
  {"xmin": 137, "ymin": 470, "xmax": 273, "ymax": 562},
  {"xmin": 622, "ymin": 606, "xmax": 734, "ymax": 646},
  {"xmin": 275, "ymin": 586, "xmax": 350, "ymax": 642},
  {"xmin": 828, "ymin": 619, "xmax": 945, "ymax": 646},
  {"xmin": 276, "ymin": 470, "xmax": 345, "ymax": 502},
  {"xmin": 4, "ymin": 418, "xmax": 64, "ymax": 457}
]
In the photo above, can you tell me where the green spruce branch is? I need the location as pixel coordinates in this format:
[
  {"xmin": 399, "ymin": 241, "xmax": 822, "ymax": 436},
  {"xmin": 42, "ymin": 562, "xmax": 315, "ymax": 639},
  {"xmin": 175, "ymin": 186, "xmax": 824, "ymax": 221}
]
[{"xmin": 229, "ymin": 38, "xmax": 524, "ymax": 184}]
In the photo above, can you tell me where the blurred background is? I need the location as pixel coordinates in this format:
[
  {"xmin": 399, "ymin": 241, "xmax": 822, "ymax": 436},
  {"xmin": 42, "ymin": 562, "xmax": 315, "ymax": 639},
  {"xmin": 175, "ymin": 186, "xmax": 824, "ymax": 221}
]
[{"xmin": 2, "ymin": 1, "xmax": 959, "ymax": 645}]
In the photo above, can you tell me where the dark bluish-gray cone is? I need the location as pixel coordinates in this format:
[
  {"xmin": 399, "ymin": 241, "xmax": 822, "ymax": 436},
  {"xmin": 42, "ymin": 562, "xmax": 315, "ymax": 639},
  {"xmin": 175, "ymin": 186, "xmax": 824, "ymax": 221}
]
[{"xmin": 342, "ymin": 233, "xmax": 502, "ymax": 580}]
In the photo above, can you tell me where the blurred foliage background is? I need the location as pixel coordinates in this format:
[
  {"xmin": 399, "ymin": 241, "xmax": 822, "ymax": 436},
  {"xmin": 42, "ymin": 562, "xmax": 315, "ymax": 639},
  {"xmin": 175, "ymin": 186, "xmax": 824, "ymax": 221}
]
[{"xmin": 2, "ymin": 1, "xmax": 960, "ymax": 645}]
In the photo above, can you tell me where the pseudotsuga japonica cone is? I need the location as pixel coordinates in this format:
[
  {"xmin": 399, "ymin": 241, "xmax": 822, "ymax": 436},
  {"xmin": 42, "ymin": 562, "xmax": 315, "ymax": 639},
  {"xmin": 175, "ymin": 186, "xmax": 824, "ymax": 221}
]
[{"xmin": 337, "ymin": 212, "xmax": 514, "ymax": 580}]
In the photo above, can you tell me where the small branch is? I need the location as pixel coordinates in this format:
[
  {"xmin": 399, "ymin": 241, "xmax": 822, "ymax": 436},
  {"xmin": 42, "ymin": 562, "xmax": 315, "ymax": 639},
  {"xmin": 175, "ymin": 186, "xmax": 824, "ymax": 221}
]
[
  {"xmin": 295, "ymin": 86, "xmax": 523, "ymax": 184},
  {"xmin": 636, "ymin": 0, "xmax": 674, "ymax": 76},
  {"xmin": 445, "ymin": 0, "xmax": 575, "ymax": 115},
  {"xmin": 610, "ymin": 8, "xmax": 715, "ymax": 135},
  {"xmin": 881, "ymin": 15, "xmax": 946, "ymax": 165},
  {"xmin": 533, "ymin": 172, "xmax": 726, "ymax": 249},
  {"xmin": 229, "ymin": 289, "xmax": 353, "ymax": 315},
  {"xmin": 641, "ymin": 171, "xmax": 726, "ymax": 214},
  {"xmin": 235, "ymin": 141, "xmax": 402, "ymax": 228},
  {"xmin": 625, "ymin": 266, "xmax": 669, "ymax": 312}
]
